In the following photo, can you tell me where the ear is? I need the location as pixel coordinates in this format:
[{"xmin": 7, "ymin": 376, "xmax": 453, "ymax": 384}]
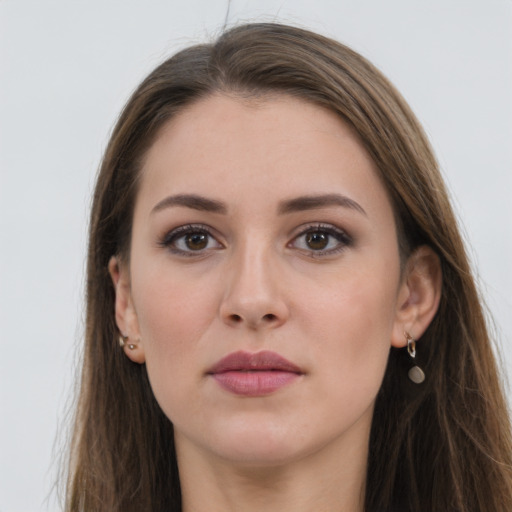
[
  {"xmin": 108, "ymin": 256, "xmax": 145, "ymax": 363},
  {"xmin": 391, "ymin": 245, "xmax": 442, "ymax": 348}
]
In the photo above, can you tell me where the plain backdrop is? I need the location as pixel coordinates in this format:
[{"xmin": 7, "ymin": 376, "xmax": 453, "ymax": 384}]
[{"xmin": 1, "ymin": 1, "xmax": 511, "ymax": 510}]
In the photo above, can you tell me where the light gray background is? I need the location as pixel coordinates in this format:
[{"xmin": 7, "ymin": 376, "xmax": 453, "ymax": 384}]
[{"xmin": 1, "ymin": 1, "xmax": 511, "ymax": 510}]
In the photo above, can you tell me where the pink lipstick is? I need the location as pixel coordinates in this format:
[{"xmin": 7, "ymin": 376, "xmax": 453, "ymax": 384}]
[{"xmin": 207, "ymin": 350, "xmax": 303, "ymax": 396}]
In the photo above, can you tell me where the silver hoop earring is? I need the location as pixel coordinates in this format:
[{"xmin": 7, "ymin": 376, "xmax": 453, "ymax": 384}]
[{"xmin": 405, "ymin": 332, "xmax": 425, "ymax": 384}]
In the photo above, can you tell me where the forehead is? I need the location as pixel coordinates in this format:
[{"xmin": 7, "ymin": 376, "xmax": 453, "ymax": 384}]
[{"xmin": 136, "ymin": 93, "xmax": 392, "ymax": 220}]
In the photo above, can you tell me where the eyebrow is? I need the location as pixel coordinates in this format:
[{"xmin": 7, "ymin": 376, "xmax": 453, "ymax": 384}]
[
  {"xmin": 151, "ymin": 194, "xmax": 228, "ymax": 215},
  {"xmin": 151, "ymin": 192, "xmax": 366, "ymax": 217},
  {"xmin": 278, "ymin": 194, "xmax": 367, "ymax": 216}
]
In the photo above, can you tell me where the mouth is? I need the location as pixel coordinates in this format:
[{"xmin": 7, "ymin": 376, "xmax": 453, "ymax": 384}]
[{"xmin": 207, "ymin": 350, "xmax": 304, "ymax": 396}]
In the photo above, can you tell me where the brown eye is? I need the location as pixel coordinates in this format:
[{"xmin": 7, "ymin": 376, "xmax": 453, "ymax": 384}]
[
  {"xmin": 185, "ymin": 233, "xmax": 208, "ymax": 250},
  {"xmin": 163, "ymin": 225, "xmax": 223, "ymax": 255},
  {"xmin": 306, "ymin": 232, "xmax": 329, "ymax": 250},
  {"xmin": 290, "ymin": 225, "xmax": 352, "ymax": 255}
]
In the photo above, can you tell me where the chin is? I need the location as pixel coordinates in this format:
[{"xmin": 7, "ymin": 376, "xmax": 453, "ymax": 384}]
[
  {"xmin": 179, "ymin": 415, "xmax": 311, "ymax": 468},
  {"xmin": 214, "ymin": 436, "xmax": 306, "ymax": 468}
]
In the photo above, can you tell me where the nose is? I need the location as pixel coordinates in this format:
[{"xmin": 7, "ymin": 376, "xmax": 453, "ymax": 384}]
[{"xmin": 219, "ymin": 244, "xmax": 289, "ymax": 330}]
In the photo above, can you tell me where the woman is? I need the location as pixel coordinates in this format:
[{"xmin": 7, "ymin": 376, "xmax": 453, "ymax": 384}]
[{"xmin": 65, "ymin": 23, "xmax": 512, "ymax": 511}]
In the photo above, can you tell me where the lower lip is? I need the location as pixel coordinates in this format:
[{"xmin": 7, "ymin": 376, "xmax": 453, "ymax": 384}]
[{"xmin": 212, "ymin": 371, "xmax": 300, "ymax": 396}]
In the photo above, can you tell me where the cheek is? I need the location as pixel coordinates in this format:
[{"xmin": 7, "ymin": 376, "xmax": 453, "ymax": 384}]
[
  {"xmin": 131, "ymin": 268, "xmax": 219, "ymax": 402},
  {"xmin": 305, "ymin": 260, "xmax": 399, "ymax": 389},
  {"xmin": 134, "ymin": 260, "xmax": 217, "ymax": 342},
  {"xmin": 310, "ymin": 253, "xmax": 398, "ymax": 329}
]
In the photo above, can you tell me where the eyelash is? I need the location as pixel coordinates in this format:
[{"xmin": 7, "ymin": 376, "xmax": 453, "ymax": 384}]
[
  {"xmin": 159, "ymin": 224, "xmax": 223, "ymax": 257},
  {"xmin": 159, "ymin": 223, "xmax": 352, "ymax": 257},
  {"xmin": 289, "ymin": 223, "xmax": 353, "ymax": 256}
]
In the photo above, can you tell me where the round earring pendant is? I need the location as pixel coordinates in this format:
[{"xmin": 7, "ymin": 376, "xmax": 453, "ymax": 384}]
[{"xmin": 408, "ymin": 365, "xmax": 425, "ymax": 384}]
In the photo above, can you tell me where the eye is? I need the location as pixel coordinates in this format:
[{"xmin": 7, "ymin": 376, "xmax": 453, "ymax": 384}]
[
  {"xmin": 160, "ymin": 225, "xmax": 222, "ymax": 255},
  {"xmin": 290, "ymin": 224, "xmax": 352, "ymax": 255}
]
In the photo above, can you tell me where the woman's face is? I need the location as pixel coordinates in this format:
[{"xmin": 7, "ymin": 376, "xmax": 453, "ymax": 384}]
[{"xmin": 115, "ymin": 94, "xmax": 411, "ymax": 467}]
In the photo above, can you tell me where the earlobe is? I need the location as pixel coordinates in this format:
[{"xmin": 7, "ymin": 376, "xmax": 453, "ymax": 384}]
[
  {"xmin": 391, "ymin": 245, "xmax": 442, "ymax": 348},
  {"xmin": 108, "ymin": 256, "xmax": 146, "ymax": 364}
]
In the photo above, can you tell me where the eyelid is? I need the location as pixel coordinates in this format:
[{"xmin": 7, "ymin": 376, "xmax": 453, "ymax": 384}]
[
  {"xmin": 158, "ymin": 222, "xmax": 352, "ymax": 258},
  {"xmin": 159, "ymin": 223, "xmax": 224, "ymax": 256},
  {"xmin": 288, "ymin": 223, "xmax": 353, "ymax": 256}
]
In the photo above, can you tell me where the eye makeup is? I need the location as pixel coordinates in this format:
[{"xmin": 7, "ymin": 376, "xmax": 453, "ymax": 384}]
[
  {"xmin": 288, "ymin": 223, "xmax": 353, "ymax": 257},
  {"xmin": 158, "ymin": 220, "xmax": 353, "ymax": 260}
]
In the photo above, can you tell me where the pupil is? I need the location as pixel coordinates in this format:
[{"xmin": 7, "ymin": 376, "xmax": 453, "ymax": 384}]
[
  {"xmin": 186, "ymin": 233, "xmax": 208, "ymax": 250},
  {"xmin": 306, "ymin": 232, "xmax": 328, "ymax": 250}
]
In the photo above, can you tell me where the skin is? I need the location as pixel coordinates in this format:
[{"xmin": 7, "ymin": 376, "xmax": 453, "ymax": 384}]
[{"xmin": 110, "ymin": 94, "xmax": 441, "ymax": 512}]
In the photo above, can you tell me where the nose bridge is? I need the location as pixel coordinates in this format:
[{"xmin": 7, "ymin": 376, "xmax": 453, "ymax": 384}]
[{"xmin": 220, "ymin": 233, "xmax": 288, "ymax": 328}]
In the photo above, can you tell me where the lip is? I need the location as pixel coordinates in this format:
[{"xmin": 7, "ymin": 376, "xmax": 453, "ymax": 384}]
[{"xmin": 207, "ymin": 350, "xmax": 303, "ymax": 396}]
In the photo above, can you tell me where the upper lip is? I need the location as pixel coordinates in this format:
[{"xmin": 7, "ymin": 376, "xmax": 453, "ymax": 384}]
[{"xmin": 207, "ymin": 350, "xmax": 303, "ymax": 374}]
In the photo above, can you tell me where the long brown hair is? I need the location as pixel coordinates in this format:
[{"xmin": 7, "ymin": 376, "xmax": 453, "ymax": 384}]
[{"xmin": 65, "ymin": 23, "xmax": 512, "ymax": 511}]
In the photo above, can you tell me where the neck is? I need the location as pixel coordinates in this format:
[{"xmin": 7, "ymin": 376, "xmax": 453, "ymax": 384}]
[{"xmin": 176, "ymin": 426, "xmax": 369, "ymax": 512}]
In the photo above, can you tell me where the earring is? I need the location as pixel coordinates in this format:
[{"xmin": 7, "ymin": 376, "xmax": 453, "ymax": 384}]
[
  {"xmin": 405, "ymin": 332, "xmax": 425, "ymax": 384},
  {"xmin": 119, "ymin": 334, "xmax": 137, "ymax": 350}
]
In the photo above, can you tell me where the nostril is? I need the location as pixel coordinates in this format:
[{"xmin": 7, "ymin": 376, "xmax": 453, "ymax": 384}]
[{"xmin": 224, "ymin": 312, "xmax": 281, "ymax": 326}]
